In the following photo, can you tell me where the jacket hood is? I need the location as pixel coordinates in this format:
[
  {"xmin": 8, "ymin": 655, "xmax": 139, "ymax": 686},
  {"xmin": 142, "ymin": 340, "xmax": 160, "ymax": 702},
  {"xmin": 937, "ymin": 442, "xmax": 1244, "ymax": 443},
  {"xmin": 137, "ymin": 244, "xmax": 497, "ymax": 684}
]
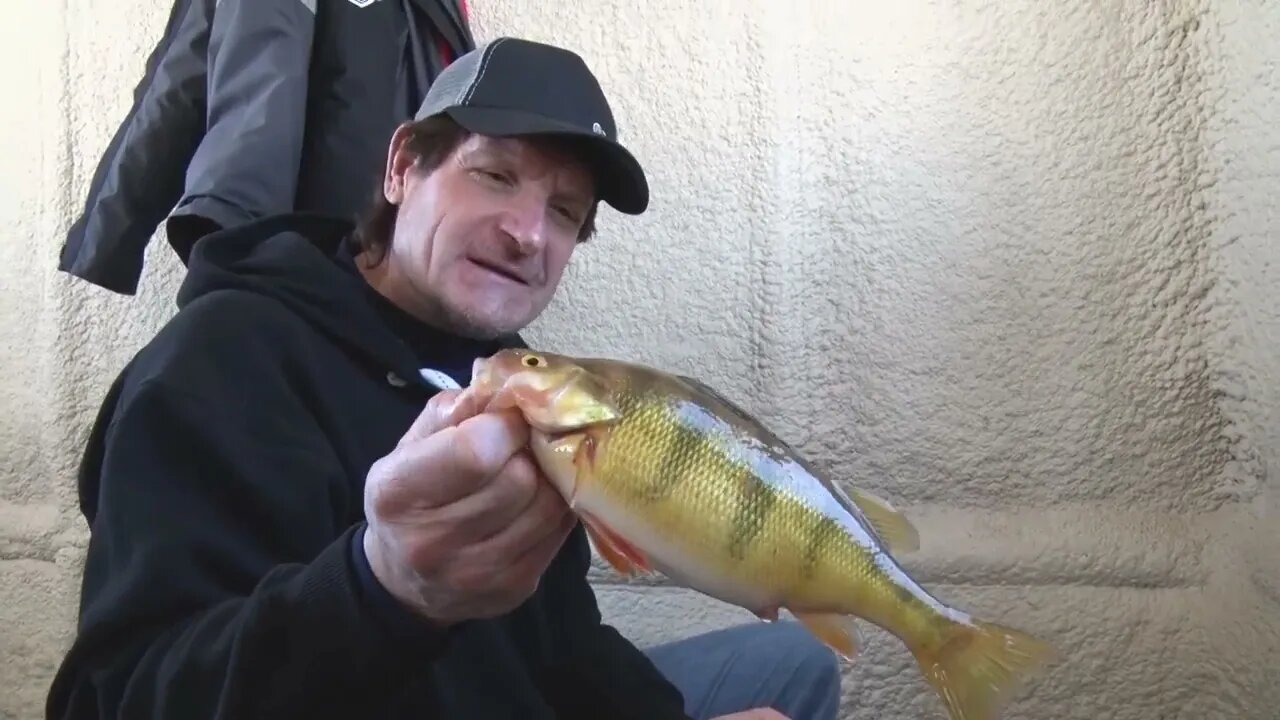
[{"xmin": 174, "ymin": 212, "xmax": 510, "ymax": 389}]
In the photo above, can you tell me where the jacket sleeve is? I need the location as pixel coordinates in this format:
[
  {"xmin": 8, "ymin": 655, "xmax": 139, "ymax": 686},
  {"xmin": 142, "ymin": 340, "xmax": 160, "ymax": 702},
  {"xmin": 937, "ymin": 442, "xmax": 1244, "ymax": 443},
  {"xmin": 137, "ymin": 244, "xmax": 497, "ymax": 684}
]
[
  {"xmin": 57, "ymin": 0, "xmax": 213, "ymax": 295},
  {"xmin": 535, "ymin": 526, "xmax": 693, "ymax": 720},
  {"xmin": 165, "ymin": 0, "xmax": 316, "ymax": 260},
  {"xmin": 45, "ymin": 317, "xmax": 450, "ymax": 719}
]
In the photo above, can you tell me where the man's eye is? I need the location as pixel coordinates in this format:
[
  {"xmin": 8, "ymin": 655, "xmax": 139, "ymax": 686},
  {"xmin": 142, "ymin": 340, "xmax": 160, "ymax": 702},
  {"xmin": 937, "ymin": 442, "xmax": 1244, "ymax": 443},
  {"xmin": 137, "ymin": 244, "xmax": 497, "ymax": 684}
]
[{"xmin": 476, "ymin": 169, "xmax": 510, "ymax": 184}]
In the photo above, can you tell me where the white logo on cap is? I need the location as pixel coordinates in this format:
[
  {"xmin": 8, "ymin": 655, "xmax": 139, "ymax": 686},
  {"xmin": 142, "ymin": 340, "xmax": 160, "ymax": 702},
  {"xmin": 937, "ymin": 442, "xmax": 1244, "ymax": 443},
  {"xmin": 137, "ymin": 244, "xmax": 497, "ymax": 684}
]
[
  {"xmin": 347, "ymin": 0, "xmax": 378, "ymax": 7},
  {"xmin": 592, "ymin": 122, "xmax": 605, "ymax": 135}
]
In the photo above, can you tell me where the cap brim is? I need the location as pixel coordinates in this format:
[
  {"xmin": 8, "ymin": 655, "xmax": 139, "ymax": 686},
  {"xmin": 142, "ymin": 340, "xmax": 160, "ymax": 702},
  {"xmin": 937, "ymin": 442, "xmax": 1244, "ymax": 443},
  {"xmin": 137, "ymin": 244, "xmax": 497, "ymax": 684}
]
[{"xmin": 442, "ymin": 106, "xmax": 649, "ymax": 215}]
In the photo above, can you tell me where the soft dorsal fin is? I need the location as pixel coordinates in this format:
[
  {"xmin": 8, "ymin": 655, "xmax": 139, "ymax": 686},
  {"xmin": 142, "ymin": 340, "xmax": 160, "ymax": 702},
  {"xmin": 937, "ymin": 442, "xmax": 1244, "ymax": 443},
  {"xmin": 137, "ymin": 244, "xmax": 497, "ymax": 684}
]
[{"xmin": 848, "ymin": 488, "xmax": 919, "ymax": 553}]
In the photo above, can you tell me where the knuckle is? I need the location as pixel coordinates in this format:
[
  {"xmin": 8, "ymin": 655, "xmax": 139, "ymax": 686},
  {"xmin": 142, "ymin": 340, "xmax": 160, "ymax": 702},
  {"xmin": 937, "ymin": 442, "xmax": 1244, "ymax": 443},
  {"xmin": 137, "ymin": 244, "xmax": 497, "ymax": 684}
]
[
  {"xmin": 366, "ymin": 453, "xmax": 393, "ymax": 484},
  {"xmin": 514, "ymin": 569, "xmax": 543, "ymax": 601},
  {"xmin": 364, "ymin": 457, "xmax": 401, "ymax": 515},
  {"xmin": 504, "ymin": 455, "xmax": 540, "ymax": 498},
  {"xmin": 426, "ymin": 389, "xmax": 458, "ymax": 410},
  {"xmin": 454, "ymin": 415, "xmax": 525, "ymax": 477},
  {"xmin": 403, "ymin": 539, "xmax": 442, "ymax": 573},
  {"xmin": 500, "ymin": 410, "xmax": 531, "ymax": 445},
  {"xmin": 531, "ymin": 476, "xmax": 566, "ymax": 516},
  {"xmin": 519, "ymin": 569, "xmax": 543, "ymax": 597},
  {"xmin": 512, "ymin": 450, "xmax": 540, "ymax": 479},
  {"xmin": 402, "ymin": 397, "xmax": 448, "ymax": 443},
  {"xmin": 450, "ymin": 564, "xmax": 491, "ymax": 594},
  {"xmin": 451, "ymin": 426, "xmax": 492, "ymax": 476},
  {"xmin": 426, "ymin": 391, "xmax": 462, "ymax": 420}
]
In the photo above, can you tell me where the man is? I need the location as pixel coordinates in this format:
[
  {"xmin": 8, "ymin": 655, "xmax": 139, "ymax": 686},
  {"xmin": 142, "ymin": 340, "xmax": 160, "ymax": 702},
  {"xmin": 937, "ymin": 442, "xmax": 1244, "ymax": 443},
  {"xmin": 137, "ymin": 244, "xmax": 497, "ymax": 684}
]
[{"xmin": 46, "ymin": 37, "xmax": 841, "ymax": 720}]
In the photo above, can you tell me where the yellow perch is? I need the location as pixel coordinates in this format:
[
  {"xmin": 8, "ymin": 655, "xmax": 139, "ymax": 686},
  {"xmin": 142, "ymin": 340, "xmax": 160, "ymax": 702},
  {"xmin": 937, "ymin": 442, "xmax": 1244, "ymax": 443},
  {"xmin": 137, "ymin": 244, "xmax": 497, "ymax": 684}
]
[{"xmin": 469, "ymin": 348, "xmax": 1056, "ymax": 720}]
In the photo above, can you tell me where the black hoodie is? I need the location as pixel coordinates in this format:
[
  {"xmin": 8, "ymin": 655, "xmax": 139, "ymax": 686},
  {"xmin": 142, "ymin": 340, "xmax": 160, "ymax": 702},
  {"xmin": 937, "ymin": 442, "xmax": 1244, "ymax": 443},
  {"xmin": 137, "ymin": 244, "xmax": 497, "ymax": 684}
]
[{"xmin": 46, "ymin": 213, "xmax": 691, "ymax": 720}]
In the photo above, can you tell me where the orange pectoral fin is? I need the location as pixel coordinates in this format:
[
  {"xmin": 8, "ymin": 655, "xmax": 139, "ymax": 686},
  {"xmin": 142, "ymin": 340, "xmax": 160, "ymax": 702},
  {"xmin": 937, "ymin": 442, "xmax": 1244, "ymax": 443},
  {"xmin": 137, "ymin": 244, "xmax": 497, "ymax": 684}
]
[{"xmin": 581, "ymin": 512, "xmax": 653, "ymax": 577}]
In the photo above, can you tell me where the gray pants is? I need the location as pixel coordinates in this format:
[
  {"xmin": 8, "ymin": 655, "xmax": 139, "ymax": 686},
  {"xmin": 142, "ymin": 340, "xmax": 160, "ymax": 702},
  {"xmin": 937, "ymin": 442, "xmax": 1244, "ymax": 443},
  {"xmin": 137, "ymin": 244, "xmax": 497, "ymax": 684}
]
[{"xmin": 644, "ymin": 621, "xmax": 842, "ymax": 720}]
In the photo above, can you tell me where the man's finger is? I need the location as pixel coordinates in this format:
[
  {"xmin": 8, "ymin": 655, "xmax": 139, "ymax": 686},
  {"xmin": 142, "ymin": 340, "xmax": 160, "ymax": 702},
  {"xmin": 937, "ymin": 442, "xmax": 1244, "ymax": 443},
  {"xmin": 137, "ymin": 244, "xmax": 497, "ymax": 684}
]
[
  {"xmin": 468, "ymin": 465, "xmax": 570, "ymax": 553},
  {"xmin": 433, "ymin": 452, "xmax": 543, "ymax": 543},
  {"xmin": 397, "ymin": 383, "xmax": 502, "ymax": 448},
  {"xmin": 398, "ymin": 390, "xmax": 464, "ymax": 448},
  {"xmin": 449, "ymin": 410, "xmax": 531, "ymax": 477},
  {"xmin": 375, "ymin": 410, "xmax": 531, "ymax": 511},
  {"xmin": 453, "ymin": 486, "xmax": 573, "ymax": 585},
  {"xmin": 508, "ymin": 508, "xmax": 578, "ymax": 580}
]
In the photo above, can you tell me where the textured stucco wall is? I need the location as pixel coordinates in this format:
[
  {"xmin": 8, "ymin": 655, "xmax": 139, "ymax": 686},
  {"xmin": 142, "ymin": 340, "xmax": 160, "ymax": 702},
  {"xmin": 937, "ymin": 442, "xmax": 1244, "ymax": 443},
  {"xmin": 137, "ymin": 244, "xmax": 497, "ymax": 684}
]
[{"xmin": 2, "ymin": 2, "xmax": 1277, "ymax": 719}]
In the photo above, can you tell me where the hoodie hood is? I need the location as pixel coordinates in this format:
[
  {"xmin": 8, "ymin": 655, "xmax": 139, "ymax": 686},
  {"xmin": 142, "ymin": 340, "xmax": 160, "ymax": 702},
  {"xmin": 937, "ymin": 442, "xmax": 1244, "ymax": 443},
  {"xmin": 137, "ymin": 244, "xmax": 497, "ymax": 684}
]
[{"xmin": 175, "ymin": 212, "xmax": 518, "ymax": 390}]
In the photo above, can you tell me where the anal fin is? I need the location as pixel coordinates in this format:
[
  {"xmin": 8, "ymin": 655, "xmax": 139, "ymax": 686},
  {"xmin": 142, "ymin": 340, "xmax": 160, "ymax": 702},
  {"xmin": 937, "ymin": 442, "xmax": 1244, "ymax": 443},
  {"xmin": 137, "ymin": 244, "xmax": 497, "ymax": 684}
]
[
  {"xmin": 850, "ymin": 488, "xmax": 919, "ymax": 553},
  {"xmin": 791, "ymin": 610, "xmax": 865, "ymax": 662},
  {"xmin": 581, "ymin": 512, "xmax": 653, "ymax": 577}
]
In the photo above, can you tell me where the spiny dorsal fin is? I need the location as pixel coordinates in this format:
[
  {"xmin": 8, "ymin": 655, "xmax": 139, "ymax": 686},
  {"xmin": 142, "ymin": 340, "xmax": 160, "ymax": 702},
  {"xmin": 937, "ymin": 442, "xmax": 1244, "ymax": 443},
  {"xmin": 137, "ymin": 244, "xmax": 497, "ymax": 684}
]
[{"xmin": 850, "ymin": 488, "xmax": 919, "ymax": 553}]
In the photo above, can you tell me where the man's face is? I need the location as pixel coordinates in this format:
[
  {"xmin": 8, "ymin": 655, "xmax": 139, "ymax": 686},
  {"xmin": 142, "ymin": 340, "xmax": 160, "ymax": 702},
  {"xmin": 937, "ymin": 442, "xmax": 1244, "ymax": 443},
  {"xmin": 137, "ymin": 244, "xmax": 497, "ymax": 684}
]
[{"xmin": 370, "ymin": 126, "xmax": 596, "ymax": 339}]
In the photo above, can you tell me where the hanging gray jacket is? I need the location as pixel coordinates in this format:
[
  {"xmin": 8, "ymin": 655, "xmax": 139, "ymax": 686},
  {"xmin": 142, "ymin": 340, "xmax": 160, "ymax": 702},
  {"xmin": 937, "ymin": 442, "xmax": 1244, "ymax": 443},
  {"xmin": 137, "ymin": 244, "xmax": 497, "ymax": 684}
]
[{"xmin": 57, "ymin": 0, "xmax": 473, "ymax": 295}]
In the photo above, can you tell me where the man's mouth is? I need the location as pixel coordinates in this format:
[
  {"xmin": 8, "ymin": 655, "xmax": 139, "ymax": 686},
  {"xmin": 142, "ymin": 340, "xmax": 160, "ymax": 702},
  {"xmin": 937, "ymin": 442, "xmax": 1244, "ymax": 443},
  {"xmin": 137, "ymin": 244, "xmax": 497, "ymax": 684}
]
[{"xmin": 468, "ymin": 257, "xmax": 529, "ymax": 285}]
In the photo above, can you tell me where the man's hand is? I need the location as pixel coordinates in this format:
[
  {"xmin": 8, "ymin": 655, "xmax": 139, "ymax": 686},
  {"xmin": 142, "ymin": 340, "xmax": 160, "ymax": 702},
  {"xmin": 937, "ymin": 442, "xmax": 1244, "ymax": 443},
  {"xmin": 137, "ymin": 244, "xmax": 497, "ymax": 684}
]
[
  {"xmin": 362, "ymin": 386, "xmax": 578, "ymax": 627},
  {"xmin": 711, "ymin": 710, "xmax": 791, "ymax": 720}
]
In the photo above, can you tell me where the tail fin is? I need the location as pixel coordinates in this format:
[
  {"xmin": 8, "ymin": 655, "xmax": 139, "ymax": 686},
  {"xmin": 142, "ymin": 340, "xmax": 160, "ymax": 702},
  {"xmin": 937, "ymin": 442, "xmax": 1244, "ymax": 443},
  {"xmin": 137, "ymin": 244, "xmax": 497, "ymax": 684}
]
[{"xmin": 913, "ymin": 618, "xmax": 1057, "ymax": 720}]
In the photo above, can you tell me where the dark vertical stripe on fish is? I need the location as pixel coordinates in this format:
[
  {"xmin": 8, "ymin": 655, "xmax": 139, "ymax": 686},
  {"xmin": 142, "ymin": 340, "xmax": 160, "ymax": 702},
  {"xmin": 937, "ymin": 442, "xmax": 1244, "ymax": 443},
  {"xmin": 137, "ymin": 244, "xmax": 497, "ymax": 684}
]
[
  {"xmin": 802, "ymin": 514, "xmax": 841, "ymax": 580},
  {"xmin": 727, "ymin": 467, "xmax": 777, "ymax": 561}
]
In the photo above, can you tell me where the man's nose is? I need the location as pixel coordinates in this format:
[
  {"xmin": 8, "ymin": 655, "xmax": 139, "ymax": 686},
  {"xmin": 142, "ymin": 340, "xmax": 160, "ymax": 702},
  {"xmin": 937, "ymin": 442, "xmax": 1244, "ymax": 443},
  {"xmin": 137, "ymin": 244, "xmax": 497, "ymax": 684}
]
[{"xmin": 500, "ymin": 191, "xmax": 550, "ymax": 253}]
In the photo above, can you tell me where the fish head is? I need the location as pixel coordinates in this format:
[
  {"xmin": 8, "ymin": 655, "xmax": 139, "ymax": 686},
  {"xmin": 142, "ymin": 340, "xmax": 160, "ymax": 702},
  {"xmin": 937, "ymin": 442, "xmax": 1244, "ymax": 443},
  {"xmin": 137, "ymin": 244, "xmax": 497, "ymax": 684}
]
[
  {"xmin": 470, "ymin": 348, "xmax": 623, "ymax": 434},
  {"xmin": 471, "ymin": 348, "xmax": 622, "ymax": 505}
]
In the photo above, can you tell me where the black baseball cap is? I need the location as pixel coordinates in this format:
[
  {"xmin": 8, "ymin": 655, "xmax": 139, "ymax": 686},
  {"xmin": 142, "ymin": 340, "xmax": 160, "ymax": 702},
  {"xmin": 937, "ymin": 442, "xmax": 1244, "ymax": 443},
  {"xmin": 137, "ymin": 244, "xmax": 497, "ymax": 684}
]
[{"xmin": 415, "ymin": 37, "xmax": 649, "ymax": 215}]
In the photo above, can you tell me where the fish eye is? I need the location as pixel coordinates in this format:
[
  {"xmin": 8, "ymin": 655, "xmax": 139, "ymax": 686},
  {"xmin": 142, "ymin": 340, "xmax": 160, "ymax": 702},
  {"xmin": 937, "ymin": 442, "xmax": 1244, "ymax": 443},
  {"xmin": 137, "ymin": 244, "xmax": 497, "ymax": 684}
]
[{"xmin": 522, "ymin": 355, "xmax": 545, "ymax": 368}]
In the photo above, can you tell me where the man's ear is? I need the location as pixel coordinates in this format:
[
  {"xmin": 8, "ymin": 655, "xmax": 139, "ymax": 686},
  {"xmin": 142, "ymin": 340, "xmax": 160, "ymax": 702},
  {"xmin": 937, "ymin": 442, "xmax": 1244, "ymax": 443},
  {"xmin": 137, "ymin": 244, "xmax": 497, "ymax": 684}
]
[{"xmin": 384, "ymin": 123, "xmax": 418, "ymax": 205}]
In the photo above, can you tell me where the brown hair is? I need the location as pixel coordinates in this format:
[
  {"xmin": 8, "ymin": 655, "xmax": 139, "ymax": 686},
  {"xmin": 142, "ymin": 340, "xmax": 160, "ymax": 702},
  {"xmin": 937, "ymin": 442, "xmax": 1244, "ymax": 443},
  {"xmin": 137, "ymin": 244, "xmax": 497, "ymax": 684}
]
[{"xmin": 350, "ymin": 114, "xmax": 600, "ymax": 266}]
